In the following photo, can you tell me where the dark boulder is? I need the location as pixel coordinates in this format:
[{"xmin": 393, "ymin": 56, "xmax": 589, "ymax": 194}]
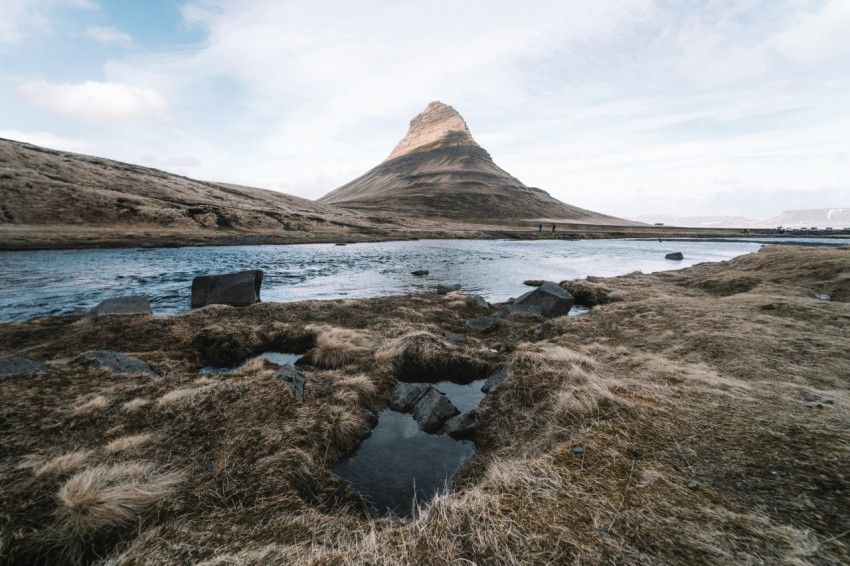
[
  {"xmin": 412, "ymin": 387, "xmax": 460, "ymax": 433},
  {"xmin": 390, "ymin": 382, "xmax": 430, "ymax": 412},
  {"xmin": 513, "ymin": 281, "xmax": 574, "ymax": 318},
  {"xmin": 466, "ymin": 316, "xmax": 499, "ymax": 332},
  {"xmin": 274, "ymin": 363, "xmax": 306, "ymax": 402},
  {"xmin": 87, "ymin": 296, "xmax": 151, "ymax": 317},
  {"xmin": 81, "ymin": 350, "xmax": 159, "ymax": 378},
  {"xmin": 0, "ymin": 356, "xmax": 48, "ymax": 377},
  {"xmin": 442, "ymin": 410, "xmax": 477, "ymax": 440},
  {"xmin": 436, "ymin": 283, "xmax": 461, "ymax": 295},
  {"xmin": 411, "ymin": 270, "xmax": 429, "ymax": 276},
  {"xmin": 482, "ymin": 363, "xmax": 511, "ymax": 392},
  {"xmin": 472, "ymin": 295, "xmax": 489, "ymax": 308},
  {"xmin": 665, "ymin": 252, "xmax": 684, "ymax": 261},
  {"xmin": 191, "ymin": 270, "xmax": 263, "ymax": 308}
]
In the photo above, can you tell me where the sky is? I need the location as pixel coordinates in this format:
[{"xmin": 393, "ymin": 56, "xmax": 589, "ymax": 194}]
[{"xmin": 1, "ymin": 0, "xmax": 848, "ymax": 220}]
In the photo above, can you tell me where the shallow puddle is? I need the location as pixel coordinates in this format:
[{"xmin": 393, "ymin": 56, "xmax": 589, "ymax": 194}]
[
  {"xmin": 334, "ymin": 378, "xmax": 484, "ymax": 517},
  {"xmin": 333, "ymin": 409, "xmax": 474, "ymax": 517}
]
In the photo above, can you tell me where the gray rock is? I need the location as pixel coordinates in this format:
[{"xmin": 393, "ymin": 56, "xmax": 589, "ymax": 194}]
[
  {"xmin": 87, "ymin": 296, "xmax": 151, "ymax": 317},
  {"xmin": 813, "ymin": 291, "xmax": 831, "ymax": 301},
  {"xmin": 274, "ymin": 363, "xmax": 306, "ymax": 401},
  {"xmin": 665, "ymin": 252, "xmax": 684, "ymax": 261},
  {"xmin": 359, "ymin": 409, "xmax": 379, "ymax": 439},
  {"xmin": 687, "ymin": 481, "xmax": 700, "ymax": 490},
  {"xmin": 445, "ymin": 332, "xmax": 466, "ymax": 342},
  {"xmin": 81, "ymin": 350, "xmax": 159, "ymax": 378},
  {"xmin": 411, "ymin": 270, "xmax": 429, "ymax": 276},
  {"xmin": 512, "ymin": 281, "xmax": 575, "ymax": 318},
  {"xmin": 412, "ymin": 387, "xmax": 460, "ymax": 433},
  {"xmin": 473, "ymin": 295, "xmax": 489, "ymax": 308},
  {"xmin": 442, "ymin": 410, "xmax": 476, "ymax": 440},
  {"xmin": 0, "ymin": 356, "xmax": 48, "ymax": 377},
  {"xmin": 390, "ymin": 382, "xmax": 430, "ymax": 412},
  {"xmin": 496, "ymin": 303, "xmax": 543, "ymax": 319},
  {"xmin": 436, "ymin": 283, "xmax": 462, "ymax": 295},
  {"xmin": 482, "ymin": 363, "xmax": 511, "ymax": 392},
  {"xmin": 191, "ymin": 269, "xmax": 263, "ymax": 308},
  {"xmin": 572, "ymin": 446, "xmax": 585, "ymax": 455},
  {"xmin": 466, "ymin": 316, "xmax": 499, "ymax": 332}
]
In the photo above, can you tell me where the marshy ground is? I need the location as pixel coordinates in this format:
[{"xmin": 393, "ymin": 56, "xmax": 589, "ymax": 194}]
[{"xmin": 1, "ymin": 245, "xmax": 848, "ymax": 565}]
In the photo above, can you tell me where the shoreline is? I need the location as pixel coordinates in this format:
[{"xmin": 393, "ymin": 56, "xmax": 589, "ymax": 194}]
[{"xmin": 2, "ymin": 223, "xmax": 847, "ymax": 252}]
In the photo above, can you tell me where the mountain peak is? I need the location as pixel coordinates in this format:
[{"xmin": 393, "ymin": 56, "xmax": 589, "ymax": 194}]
[{"xmin": 385, "ymin": 101, "xmax": 479, "ymax": 161}]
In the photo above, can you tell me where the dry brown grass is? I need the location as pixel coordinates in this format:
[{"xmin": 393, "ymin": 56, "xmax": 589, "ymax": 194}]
[
  {"xmin": 0, "ymin": 245, "xmax": 847, "ymax": 565},
  {"xmin": 306, "ymin": 325, "xmax": 374, "ymax": 369},
  {"xmin": 52, "ymin": 461, "xmax": 183, "ymax": 562},
  {"xmin": 104, "ymin": 433, "xmax": 154, "ymax": 455}
]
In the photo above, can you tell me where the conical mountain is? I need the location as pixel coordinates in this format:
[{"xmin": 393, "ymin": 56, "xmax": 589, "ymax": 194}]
[{"xmin": 319, "ymin": 101, "xmax": 632, "ymax": 224}]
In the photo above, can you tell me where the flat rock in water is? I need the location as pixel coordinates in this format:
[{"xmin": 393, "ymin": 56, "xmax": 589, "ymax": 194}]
[
  {"xmin": 665, "ymin": 252, "xmax": 684, "ymax": 261},
  {"xmin": 411, "ymin": 270, "xmax": 429, "ymax": 276},
  {"xmin": 0, "ymin": 356, "xmax": 48, "ymax": 377},
  {"xmin": 81, "ymin": 350, "xmax": 159, "ymax": 378},
  {"xmin": 390, "ymin": 382, "xmax": 430, "ymax": 412},
  {"xmin": 513, "ymin": 281, "xmax": 574, "ymax": 318},
  {"xmin": 191, "ymin": 269, "xmax": 263, "ymax": 308},
  {"xmin": 412, "ymin": 387, "xmax": 460, "ymax": 433},
  {"xmin": 482, "ymin": 363, "xmax": 511, "ymax": 392},
  {"xmin": 442, "ymin": 410, "xmax": 476, "ymax": 440},
  {"xmin": 466, "ymin": 316, "xmax": 499, "ymax": 332},
  {"xmin": 274, "ymin": 364, "xmax": 306, "ymax": 402},
  {"xmin": 436, "ymin": 283, "xmax": 461, "ymax": 295},
  {"xmin": 87, "ymin": 296, "xmax": 151, "ymax": 316}
]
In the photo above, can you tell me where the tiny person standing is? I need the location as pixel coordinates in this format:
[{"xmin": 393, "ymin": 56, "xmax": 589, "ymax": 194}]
[{"xmin": 538, "ymin": 222, "xmax": 543, "ymax": 232}]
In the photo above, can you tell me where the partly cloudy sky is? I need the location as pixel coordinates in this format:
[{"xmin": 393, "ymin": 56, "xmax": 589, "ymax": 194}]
[{"xmin": 1, "ymin": 0, "xmax": 848, "ymax": 219}]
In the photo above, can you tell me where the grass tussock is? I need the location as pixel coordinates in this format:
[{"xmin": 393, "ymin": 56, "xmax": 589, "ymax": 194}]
[
  {"xmin": 73, "ymin": 394, "xmax": 109, "ymax": 415},
  {"xmin": 51, "ymin": 461, "xmax": 183, "ymax": 562},
  {"xmin": 306, "ymin": 325, "xmax": 374, "ymax": 369},
  {"xmin": 35, "ymin": 451, "xmax": 93, "ymax": 477},
  {"xmin": 375, "ymin": 331, "xmax": 495, "ymax": 383},
  {"xmin": 122, "ymin": 397, "xmax": 150, "ymax": 412},
  {"xmin": 104, "ymin": 433, "xmax": 154, "ymax": 455}
]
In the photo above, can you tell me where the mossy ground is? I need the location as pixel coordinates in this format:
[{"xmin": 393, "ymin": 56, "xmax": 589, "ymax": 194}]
[{"xmin": 1, "ymin": 245, "xmax": 848, "ymax": 565}]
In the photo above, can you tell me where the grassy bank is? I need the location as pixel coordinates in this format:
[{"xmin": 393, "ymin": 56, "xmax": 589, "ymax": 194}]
[{"xmin": 1, "ymin": 245, "xmax": 848, "ymax": 564}]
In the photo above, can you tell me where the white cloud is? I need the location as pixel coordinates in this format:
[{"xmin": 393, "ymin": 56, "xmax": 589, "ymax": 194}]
[
  {"xmin": 84, "ymin": 25, "xmax": 131, "ymax": 45},
  {"xmin": 17, "ymin": 80, "xmax": 168, "ymax": 124},
  {"xmin": 0, "ymin": 0, "xmax": 97, "ymax": 44}
]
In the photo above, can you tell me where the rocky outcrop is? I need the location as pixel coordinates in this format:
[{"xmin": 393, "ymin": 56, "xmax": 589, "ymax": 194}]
[
  {"xmin": 87, "ymin": 296, "xmax": 151, "ymax": 316},
  {"xmin": 274, "ymin": 364, "xmax": 306, "ymax": 402},
  {"xmin": 191, "ymin": 270, "xmax": 263, "ymax": 308},
  {"xmin": 81, "ymin": 350, "xmax": 159, "ymax": 378},
  {"xmin": 386, "ymin": 101, "xmax": 479, "ymax": 161},
  {"xmin": 0, "ymin": 356, "xmax": 48, "ymax": 377},
  {"xmin": 512, "ymin": 281, "xmax": 575, "ymax": 318}
]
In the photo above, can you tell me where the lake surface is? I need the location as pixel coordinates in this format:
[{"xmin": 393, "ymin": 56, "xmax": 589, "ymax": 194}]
[{"xmin": 1, "ymin": 237, "xmax": 843, "ymax": 322}]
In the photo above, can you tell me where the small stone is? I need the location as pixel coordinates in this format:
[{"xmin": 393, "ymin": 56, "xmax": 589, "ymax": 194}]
[
  {"xmin": 81, "ymin": 350, "xmax": 159, "ymax": 378},
  {"xmin": 87, "ymin": 295, "xmax": 151, "ymax": 317},
  {"xmin": 466, "ymin": 316, "xmax": 498, "ymax": 333},
  {"xmin": 824, "ymin": 399, "xmax": 835, "ymax": 405},
  {"xmin": 411, "ymin": 270, "xmax": 429, "ymax": 276},
  {"xmin": 445, "ymin": 332, "xmax": 466, "ymax": 342},
  {"xmin": 627, "ymin": 448, "xmax": 643, "ymax": 459},
  {"xmin": 816, "ymin": 403, "xmax": 824, "ymax": 409},
  {"xmin": 687, "ymin": 481, "xmax": 699, "ymax": 490},
  {"xmin": 436, "ymin": 283, "xmax": 461, "ymax": 295},
  {"xmin": 599, "ymin": 530, "xmax": 610, "ymax": 538},
  {"xmin": 572, "ymin": 446, "xmax": 585, "ymax": 455},
  {"xmin": 0, "ymin": 356, "xmax": 48, "ymax": 377},
  {"xmin": 665, "ymin": 252, "xmax": 684, "ymax": 261},
  {"xmin": 472, "ymin": 295, "xmax": 489, "ymax": 308}
]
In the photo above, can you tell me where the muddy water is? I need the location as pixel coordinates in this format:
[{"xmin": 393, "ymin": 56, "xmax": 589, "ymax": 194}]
[{"xmin": 0, "ymin": 238, "xmax": 779, "ymax": 321}]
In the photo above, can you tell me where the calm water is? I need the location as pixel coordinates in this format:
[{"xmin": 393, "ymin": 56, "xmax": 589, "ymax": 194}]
[
  {"xmin": 0, "ymin": 238, "xmax": 792, "ymax": 322},
  {"xmin": 334, "ymin": 376, "xmax": 485, "ymax": 518}
]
